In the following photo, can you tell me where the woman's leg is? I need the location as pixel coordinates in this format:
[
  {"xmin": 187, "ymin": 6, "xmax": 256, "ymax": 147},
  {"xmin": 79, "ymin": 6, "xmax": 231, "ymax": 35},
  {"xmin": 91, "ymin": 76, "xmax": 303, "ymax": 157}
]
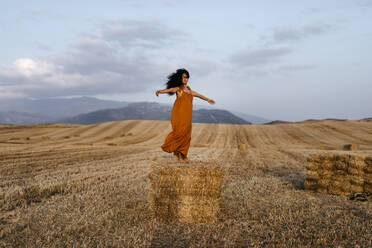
[{"xmin": 178, "ymin": 152, "xmax": 188, "ymax": 162}]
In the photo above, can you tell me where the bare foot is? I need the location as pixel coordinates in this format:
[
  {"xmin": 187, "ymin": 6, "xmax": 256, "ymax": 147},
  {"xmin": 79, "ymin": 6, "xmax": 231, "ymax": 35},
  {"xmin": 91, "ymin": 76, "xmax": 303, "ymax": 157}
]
[
  {"xmin": 178, "ymin": 153, "xmax": 189, "ymax": 163},
  {"xmin": 178, "ymin": 153, "xmax": 189, "ymax": 162}
]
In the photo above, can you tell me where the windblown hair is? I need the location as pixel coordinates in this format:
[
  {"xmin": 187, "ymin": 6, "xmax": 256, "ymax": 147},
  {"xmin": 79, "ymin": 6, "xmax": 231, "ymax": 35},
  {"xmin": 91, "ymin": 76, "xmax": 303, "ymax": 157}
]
[{"xmin": 165, "ymin": 68, "xmax": 190, "ymax": 96}]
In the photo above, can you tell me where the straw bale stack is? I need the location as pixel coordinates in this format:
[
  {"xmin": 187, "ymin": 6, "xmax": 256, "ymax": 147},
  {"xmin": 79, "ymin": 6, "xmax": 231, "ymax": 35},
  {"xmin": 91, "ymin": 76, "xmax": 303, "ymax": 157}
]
[
  {"xmin": 148, "ymin": 165, "xmax": 223, "ymax": 223},
  {"xmin": 305, "ymin": 153, "xmax": 371, "ymax": 195},
  {"xmin": 364, "ymin": 157, "xmax": 372, "ymax": 192},
  {"xmin": 343, "ymin": 144, "xmax": 360, "ymax": 151}
]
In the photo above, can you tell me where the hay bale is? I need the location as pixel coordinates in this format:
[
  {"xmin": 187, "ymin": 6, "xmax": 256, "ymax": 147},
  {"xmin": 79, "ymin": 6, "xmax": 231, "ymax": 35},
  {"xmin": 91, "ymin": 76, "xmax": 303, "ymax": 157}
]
[
  {"xmin": 328, "ymin": 185, "xmax": 346, "ymax": 195},
  {"xmin": 347, "ymin": 167, "xmax": 364, "ymax": 176},
  {"xmin": 238, "ymin": 144, "xmax": 248, "ymax": 150},
  {"xmin": 318, "ymin": 169, "xmax": 334, "ymax": 179},
  {"xmin": 364, "ymin": 157, "xmax": 372, "ymax": 173},
  {"xmin": 364, "ymin": 182, "xmax": 372, "ymax": 193},
  {"xmin": 305, "ymin": 153, "xmax": 370, "ymax": 196},
  {"xmin": 305, "ymin": 162, "xmax": 318, "ymax": 171},
  {"xmin": 148, "ymin": 165, "xmax": 223, "ymax": 223},
  {"xmin": 306, "ymin": 171, "xmax": 320, "ymax": 181},
  {"xmin": 315, "ymin": 187, "xmax": 328, "ymax": 194},
  {"xmin": 343, "ymin": 144, "xmax": 360, "ymax": 150},
  {"xmin": 348, "ymin": 175, "xmax": 364, "ymax": 186},
  {"xmin": 317, "ymin": 179, "xmax": 330, "ymax": 188},
  {"xmin": 364, "ymin": 173, "xmax": 372, "ymax": 185},
  {"xmin": 177, "ymin": 195, "xmax": 219, "ymax": 223},
  {"xmin": 350, "ymin": 184, "xmax": 364, "ymax": 193},
  {"xmin": 304, "ymin": 179, "xmax": 318, "ymax": 191},
  {"xmin": 349, "ymin": 156, "xmax": 366, "ymax": 170},
  {"xmin": 334, "ymin": 161, "xmax": 348, "ymax": 171}
]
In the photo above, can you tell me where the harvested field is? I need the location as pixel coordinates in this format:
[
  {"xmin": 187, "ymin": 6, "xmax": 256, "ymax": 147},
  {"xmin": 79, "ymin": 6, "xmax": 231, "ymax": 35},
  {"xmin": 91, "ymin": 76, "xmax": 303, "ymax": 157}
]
[{"xmin": 1, "ymin": 119, "xmax": 372, "ymax": 247}]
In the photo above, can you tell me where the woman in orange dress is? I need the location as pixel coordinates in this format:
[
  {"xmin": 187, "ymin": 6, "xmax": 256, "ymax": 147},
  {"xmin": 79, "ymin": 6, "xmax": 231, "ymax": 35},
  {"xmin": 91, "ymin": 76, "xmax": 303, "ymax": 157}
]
[{"xmin": 156, "ymin": 68, "xmax": 215, "ymax": 162}]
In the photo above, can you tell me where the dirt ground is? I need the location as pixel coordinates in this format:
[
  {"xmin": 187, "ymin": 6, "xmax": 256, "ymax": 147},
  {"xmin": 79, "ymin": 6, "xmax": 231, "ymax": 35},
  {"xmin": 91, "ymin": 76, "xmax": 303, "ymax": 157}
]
[{"xmin": 1, "ymin": 119, "xmax": 371, "ymax": 247}]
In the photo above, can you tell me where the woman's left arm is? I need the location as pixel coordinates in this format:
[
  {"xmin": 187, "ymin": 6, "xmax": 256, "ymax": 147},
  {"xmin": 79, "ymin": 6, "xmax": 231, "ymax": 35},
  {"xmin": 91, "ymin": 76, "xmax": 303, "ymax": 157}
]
[{"xmin": 191, "ymin": 90, "xmax": 215, "ymax": 105}]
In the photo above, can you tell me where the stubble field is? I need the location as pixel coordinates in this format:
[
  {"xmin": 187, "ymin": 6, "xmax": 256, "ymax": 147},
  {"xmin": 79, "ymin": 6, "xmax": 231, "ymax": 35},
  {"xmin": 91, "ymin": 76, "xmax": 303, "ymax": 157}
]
[{"xmin": 0, "ymin": 119, "xmax": 371, "ymax": 247}]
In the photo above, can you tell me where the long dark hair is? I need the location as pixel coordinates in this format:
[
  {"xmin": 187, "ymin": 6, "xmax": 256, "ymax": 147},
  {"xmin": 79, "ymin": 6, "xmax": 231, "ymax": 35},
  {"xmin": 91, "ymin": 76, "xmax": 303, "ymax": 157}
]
[{"xmin": 165, "ymin": 68, "xmax": 190, "ymax": 95}]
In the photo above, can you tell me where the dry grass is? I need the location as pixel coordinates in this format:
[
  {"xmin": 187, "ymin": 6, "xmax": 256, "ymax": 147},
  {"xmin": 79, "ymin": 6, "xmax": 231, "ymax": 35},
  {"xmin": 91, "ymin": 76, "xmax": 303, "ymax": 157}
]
[{"xmin": 1, "ymin": 120, "xmax": 372, "ymax": 247}]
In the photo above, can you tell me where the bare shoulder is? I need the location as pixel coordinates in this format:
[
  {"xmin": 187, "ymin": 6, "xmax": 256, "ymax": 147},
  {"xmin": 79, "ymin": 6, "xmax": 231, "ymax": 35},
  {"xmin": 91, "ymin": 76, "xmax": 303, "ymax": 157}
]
[{"xmin": 186, "ymin": 86, "xmax": 193, "ymax": 94}]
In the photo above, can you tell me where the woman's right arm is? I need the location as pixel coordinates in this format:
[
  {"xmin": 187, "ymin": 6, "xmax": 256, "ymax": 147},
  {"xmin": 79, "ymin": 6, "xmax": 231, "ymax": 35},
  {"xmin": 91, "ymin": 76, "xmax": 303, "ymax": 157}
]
[{"xmin": 156, "ymin": 87, "xmax": 179, "ymax": 96}]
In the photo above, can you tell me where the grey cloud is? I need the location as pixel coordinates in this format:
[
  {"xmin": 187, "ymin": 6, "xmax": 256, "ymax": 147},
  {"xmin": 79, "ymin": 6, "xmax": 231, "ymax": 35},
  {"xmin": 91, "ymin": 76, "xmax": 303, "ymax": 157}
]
[
  {"xmin": 272, "ymin": 23, "xmax": 331, "ymax": 42},
  {"xmin": 278, "ymin": 65, "xmax": 316, "ymax": 71},
  {"xmin": 0, "ymin": 18, "xmax": 188, "ymax": 99},
  {"xmin": 229, "ymin": 47, "xmax": 292, "ymax": 67},
  {"xmin": 97, "ymin": 19, "xmax": 188, "ymax": 48},
  {"xmin": 276, "ymin": 65, "xmax": 316, "ymax": 74}
]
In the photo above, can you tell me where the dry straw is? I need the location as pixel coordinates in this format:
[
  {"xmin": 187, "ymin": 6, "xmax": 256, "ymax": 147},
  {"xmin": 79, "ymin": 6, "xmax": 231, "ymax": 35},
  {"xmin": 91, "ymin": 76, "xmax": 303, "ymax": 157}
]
[
  {"xmin": 305, "ymin": 153, "xmax": 372, "ymax": 195},
  {"xmin": 148, "ymin": 164, "xmax": 223, "ymax": 223}
]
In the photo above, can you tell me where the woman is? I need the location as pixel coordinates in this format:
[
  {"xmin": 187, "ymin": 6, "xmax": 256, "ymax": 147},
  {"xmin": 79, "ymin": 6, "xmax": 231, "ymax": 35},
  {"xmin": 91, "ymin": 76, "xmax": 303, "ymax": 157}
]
[{"xmin": 155, "ymin": 68, "xmax": 215, "ymax": 162}]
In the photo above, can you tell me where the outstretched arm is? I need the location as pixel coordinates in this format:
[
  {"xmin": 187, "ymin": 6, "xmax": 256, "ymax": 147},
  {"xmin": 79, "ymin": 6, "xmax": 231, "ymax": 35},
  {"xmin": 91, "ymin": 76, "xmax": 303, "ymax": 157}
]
[
  {"xmin": 155, "ymin": 87, "xmax": 179, "ymax": 96},
  {"xmin": 191, "ymin": 90, "xmax": 215, "ymax": 104}
]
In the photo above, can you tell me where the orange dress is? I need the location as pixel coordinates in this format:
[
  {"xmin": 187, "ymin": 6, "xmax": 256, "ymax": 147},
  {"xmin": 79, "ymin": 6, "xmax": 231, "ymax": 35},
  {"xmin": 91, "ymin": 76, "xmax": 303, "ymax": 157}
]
[{"xmin": 161, "ymin": 88, "xmax": 193, "ymax": 158}]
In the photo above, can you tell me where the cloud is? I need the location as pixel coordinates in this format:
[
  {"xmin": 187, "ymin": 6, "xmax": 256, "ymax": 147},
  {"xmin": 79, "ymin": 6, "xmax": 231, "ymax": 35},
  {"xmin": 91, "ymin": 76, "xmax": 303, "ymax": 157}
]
[
  {"xmin": 272, "ymin": 23, "xmax": 331, "ymax": 42},
  {"xmin": 0, "ymin": 19, "xmax": 190, "ymax": 99},
  {"xmin": 97, "ymin": 19, "xmax": 188, "ymax": 49},
  {"xmin": 275, "ymin": 64, "xmax": 317, "ymax": 75},
  {"xmin": 229, "ymin": 47, "xmax": 292, "ymax": 67}
]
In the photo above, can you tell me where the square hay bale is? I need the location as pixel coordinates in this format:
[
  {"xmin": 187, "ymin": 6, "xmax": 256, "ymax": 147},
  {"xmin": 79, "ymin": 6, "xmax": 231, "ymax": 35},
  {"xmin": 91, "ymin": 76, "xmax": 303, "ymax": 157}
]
[
  {"xmin": 148, "ymin": 165, "xmax": 223, "ymax": 223},
  {"xmin": 364, "ymin": 158, "xmax": 372, "ymax": 173},
  {"xmin": 238, "ymin": 144, "xmax": 248, "ymax": 150},
  {"xmin": 348, "ymin": 167, "xmax": 364, "ymax": 176},
  {"xmin": 304, "ymin": 179, "xmax": 318, "ymax": 191},
  {"xmin": 305, "ymin": 153, "xmax": 371, "ymax": 195},
  {"xmin": 364, "ymin": 182, "xmax": 372, "ymax": 193},
  {"xmin": 364, "ymin": 173, "xmax": 372, "ymax": 185},
  {"xmin": 343, "ymin": 144, "xmax": 360, "ymax": 151},
  {"xmin": 348, "ymin": 175, "xmax": 364, "ymax": 186},
  {"xmin": 317, "ymin": 179, "xmax": 331, "ymax": 188},
  {"xmin": 306, "ymin": 170, "xmax": 320, "ymax": 181}
]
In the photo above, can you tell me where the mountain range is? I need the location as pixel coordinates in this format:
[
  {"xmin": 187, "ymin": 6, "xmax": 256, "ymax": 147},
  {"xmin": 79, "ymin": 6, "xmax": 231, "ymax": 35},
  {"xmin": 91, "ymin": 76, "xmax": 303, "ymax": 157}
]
[
  {"xmin": 57, "ymin": 102, "xmax": 250, "ymax": 125},
  {"xmin": 0, "ymin": 97, "xmax": 262, "ymax": 125}
]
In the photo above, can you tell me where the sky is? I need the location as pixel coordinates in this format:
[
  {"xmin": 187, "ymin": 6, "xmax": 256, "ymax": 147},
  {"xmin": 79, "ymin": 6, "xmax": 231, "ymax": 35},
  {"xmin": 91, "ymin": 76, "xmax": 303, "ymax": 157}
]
[{"xmin": 1, "ymin": 0, "xmax": 371, "ymax": 121}]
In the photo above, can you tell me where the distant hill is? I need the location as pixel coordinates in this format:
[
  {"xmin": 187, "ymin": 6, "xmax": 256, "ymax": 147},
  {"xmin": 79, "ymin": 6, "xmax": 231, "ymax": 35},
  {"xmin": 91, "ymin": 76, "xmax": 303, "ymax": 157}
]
[
  {"xmin": 57, "ymin": 102, "xmax": 250, "ymax": 125},
  {"xmin": 264, "ymin": 120, "xmax": 293, "ymax": 125},
  {"xmin": 0, "ymin": 111, "xmax": 52, "ymax": 125},
  {"xmin": 0, "ymin": 97, "xmax": 267, "ymax": 125},
  {"xmin": 192, "ymin": 109, "xmax": 249, "ymax": 124},
  {"xmin": 0, "ymin": 96, "xmax": 129, "ymax": 119},
  {"xmin": 264, "ymin": 118, "xmax": 349, "ymax": 125},
  {"xmin": 230, "ymin": 110, "xmax": 272, "ymax": 124}
]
